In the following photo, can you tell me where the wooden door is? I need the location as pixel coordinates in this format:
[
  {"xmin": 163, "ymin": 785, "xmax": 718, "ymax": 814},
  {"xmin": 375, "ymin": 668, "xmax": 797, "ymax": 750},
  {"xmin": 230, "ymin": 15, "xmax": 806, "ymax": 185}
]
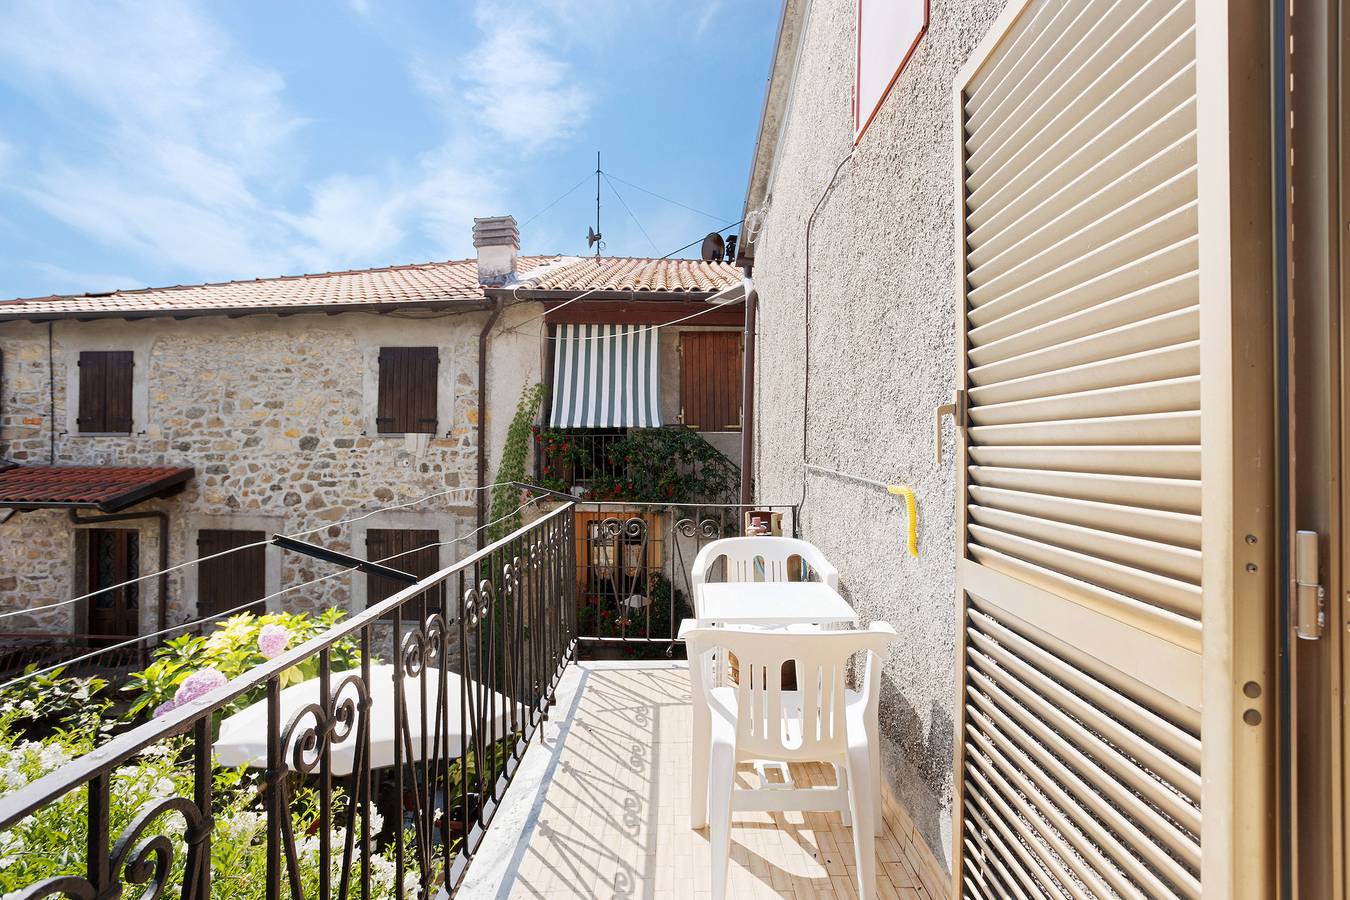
[{"xmin": 86, "ymin": 528, "xmax": 139, "ymax": 637}]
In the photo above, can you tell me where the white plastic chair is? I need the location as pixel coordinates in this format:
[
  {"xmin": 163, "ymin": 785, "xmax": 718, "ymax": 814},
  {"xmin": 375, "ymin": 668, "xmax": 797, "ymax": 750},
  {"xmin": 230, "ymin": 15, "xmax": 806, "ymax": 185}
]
[
  {"xmin": 689, "ymin": 536, "xmax": 840, "ymax": 618},
  {"xmin": 681, "ymin": 620, "xmax": 898, "ymax": 900}
]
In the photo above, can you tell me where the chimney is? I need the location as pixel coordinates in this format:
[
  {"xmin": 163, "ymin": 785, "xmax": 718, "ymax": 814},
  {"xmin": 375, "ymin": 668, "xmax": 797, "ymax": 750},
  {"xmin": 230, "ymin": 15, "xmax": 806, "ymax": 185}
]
[{"xmin": 473, "ymin": 215, "xmax": 519, "ymax": 286}]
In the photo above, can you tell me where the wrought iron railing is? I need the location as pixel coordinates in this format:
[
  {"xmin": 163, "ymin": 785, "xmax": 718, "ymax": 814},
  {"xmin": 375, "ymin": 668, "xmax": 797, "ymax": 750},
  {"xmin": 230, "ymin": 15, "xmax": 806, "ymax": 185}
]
[
  {"xmin": 532, "ymin": 428, "xmax": 627, "ymax": 490},
  {"xmin": 571, "ymin": 502, "xmax": 798, "ymax": 655},
  {"xmin": 0, "ymin": 502, "xmax": 576, "ymax": 899}
]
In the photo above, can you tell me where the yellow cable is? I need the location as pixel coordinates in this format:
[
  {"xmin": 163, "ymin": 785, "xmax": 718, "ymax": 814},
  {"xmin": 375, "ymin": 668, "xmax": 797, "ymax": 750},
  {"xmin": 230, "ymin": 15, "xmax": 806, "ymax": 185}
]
[{"xmin": 886, "ymin": 484, "xmax": 919, "ymax": 557}]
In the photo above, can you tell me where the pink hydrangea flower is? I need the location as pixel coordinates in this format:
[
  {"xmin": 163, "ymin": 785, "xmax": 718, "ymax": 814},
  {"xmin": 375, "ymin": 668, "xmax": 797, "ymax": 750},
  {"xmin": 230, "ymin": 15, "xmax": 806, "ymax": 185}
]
[
  {"xmin": 257, "ymin": 624, "xmax": 290, "ymax": 659},
  {"xmin": 152, "ymin": 698, "xmax": 178, "ymax": 718},
  {"xmin": 173, "ymin": 667, "xmax": 228, "ymax": 707}
]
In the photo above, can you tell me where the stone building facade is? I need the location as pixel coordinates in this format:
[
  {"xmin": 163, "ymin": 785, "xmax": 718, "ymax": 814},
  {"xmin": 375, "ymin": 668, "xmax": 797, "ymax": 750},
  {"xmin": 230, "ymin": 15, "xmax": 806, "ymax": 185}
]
[{"xmin": 0, "ymin": 232, "xmax": 743, "ymax": 645}]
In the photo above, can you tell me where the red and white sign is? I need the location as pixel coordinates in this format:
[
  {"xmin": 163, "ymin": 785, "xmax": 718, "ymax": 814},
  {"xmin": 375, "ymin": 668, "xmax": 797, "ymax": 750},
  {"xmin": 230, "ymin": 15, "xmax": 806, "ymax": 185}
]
[{"xmin": 854, "ymin": 0, "xmax": 929, "ymax": 143}]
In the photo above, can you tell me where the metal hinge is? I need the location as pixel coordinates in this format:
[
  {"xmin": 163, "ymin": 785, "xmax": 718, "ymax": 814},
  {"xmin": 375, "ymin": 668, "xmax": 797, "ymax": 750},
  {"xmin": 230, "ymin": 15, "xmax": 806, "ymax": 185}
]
[
  {"xmin": 1294, "ymin": 530, "xmax": 1326, "ymax": 640},
  {"xmin": 935, "ymin": 389, "xmax": 968, "ymax": 465}
]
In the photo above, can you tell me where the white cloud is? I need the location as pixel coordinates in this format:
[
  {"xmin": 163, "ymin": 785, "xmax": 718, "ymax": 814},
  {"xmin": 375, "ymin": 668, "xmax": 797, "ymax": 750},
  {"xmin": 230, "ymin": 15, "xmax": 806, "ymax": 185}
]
[
  {"xmin": 416, "ymin": 2, "xmax": 592, "ymax": 154},
  {"xmin": 695, "ymin": 0, "xmax": 724, "ymax": 37},
  {"xmin": 0, "ymin": 0, "xmax": 589, "ymax": 284},
  {"xmin": 21, "ymin": 262, "xmax": 142, "ymax": 296}
]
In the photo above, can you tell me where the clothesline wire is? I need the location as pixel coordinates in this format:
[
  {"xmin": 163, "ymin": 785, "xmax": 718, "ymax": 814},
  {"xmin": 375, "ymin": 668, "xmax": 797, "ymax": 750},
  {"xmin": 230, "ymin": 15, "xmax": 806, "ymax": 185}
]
[
  {"xmin": 542, "ymin": 296, "xmax": 744, "ymax": 342},
  {"xmin": 0, "ymin": 495, "xmax": 546, "ymax": 693},
  {"xmin": 0, "ymin": 482, "xmax": 509, "ymax": 624}
]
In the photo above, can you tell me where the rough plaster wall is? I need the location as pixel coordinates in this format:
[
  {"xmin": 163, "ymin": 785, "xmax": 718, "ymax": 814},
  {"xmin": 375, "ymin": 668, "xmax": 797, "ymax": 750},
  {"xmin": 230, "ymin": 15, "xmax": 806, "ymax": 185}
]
[
  {"xmin": 748, "ymin": 0, "xmax": 1004, "ymax": 871},
  {"xmin": 0, "ymin": 311, "xmax": 488, "ymax": 631}
]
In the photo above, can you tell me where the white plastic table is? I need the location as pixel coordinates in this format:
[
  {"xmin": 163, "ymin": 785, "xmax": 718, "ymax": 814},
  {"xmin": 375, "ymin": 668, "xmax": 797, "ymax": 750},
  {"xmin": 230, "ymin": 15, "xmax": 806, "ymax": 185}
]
[{"xmin": 694, "ymin": 581, "xmax": 859, "ymax": 626}]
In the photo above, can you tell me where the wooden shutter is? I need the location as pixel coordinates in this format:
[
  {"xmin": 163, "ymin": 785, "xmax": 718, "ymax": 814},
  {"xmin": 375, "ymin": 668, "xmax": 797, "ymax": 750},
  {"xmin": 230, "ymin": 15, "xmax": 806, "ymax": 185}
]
[
  {"xmin": 197, "ymin": 530, "xmax": 267, "ymax": 618},
  {"xmin": 954, "ymin": 0, "xmax": 1206, "ymax": 897},
  {"xmin": 366, "ymin": 528, "xmax": 440, "ymax": 619},
  {"xmin": 377, "ymin": 347, "xmax": 439, "ymax": 434},
  {"xmin": 77, "ymin": 350, "xmax": 133, "ymax": 433},
  {"xmin": 679, "ymin": 331, "xmax": 742, "ymax": 431}
]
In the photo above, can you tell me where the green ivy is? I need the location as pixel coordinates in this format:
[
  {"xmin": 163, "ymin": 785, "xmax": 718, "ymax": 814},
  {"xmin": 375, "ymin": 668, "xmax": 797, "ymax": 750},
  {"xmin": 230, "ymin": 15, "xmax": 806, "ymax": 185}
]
[{"xmin": 487, "ymin": 382, "xmax": 544, "ymax": 542}]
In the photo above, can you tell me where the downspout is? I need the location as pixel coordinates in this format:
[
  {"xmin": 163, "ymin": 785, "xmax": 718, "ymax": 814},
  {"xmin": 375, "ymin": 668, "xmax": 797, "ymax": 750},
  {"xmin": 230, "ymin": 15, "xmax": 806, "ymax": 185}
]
[
  {"xmin": 68, "ymin": 507, "xmax": 170, "ymax": 636},
  {"xmin": 739, "ymin": 271, "xmax": 757, "ymax": 508},
  {"xmin": 476, "ymin": 295, "xmax": 505, "ymax": 548}
]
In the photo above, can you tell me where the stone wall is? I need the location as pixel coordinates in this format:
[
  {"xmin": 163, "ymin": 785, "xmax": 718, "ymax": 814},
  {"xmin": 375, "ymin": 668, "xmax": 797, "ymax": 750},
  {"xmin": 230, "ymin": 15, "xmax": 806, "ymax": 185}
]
[
  {"xmin": 745, "ymin": 0, "xmax": 1004, "ymax": 873},
  {"xmin": 0, "ymin": 305, "xmax": 547, "ymax": 635}
]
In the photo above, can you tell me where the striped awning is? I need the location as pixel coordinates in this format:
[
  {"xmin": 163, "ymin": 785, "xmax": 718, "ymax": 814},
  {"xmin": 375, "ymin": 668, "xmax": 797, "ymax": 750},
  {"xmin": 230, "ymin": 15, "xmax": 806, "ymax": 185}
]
[{"xmin": 550, "ymin": 324, "xmax": 662, "ymax": 428}]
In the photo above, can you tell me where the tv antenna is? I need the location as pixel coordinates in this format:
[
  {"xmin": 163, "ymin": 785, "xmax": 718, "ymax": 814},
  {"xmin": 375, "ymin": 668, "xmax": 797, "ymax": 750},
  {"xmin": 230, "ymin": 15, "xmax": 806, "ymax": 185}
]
[{"xmin": 588, "ymin": 150, "xmax": 603, "ymax": 256}]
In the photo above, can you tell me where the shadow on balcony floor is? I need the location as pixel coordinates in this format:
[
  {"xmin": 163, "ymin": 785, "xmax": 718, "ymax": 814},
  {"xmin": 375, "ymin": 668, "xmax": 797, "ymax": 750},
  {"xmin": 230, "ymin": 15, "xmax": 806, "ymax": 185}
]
[{"xmin": 460, "ymin": 662, "xmax": 938, "ymax": 899}]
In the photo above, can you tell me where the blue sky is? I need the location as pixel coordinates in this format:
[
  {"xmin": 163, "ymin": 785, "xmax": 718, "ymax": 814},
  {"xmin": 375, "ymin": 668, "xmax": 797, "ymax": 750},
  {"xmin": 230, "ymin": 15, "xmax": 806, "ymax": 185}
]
[{"xmin": 0, "ymin": 0, "xmax": 777, "ymax": 299}]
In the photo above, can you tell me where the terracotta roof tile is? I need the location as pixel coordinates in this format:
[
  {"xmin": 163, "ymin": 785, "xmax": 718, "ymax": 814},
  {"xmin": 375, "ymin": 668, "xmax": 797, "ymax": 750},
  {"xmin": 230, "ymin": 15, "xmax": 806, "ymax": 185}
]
[
  {"xmin": 0, "ymin": 255, "xmax": 739, "ymax": 320},
  {"xmin": 0, "ymin": 257, "xmax": 562, "ymax": 319},
  {"xmin": 0, "ymin": 466, "xmax": 194, "ymax": 511},
  {"xmin": 522, "ymin": 257, "xmax": 739, "ymax": 293}
]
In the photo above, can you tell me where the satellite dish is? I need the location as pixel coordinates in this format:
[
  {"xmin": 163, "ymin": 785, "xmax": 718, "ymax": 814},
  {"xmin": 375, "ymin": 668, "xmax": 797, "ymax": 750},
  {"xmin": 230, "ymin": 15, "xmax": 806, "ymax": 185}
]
[
  {"xmin": 700, "ymin": 232, "xmax": 725, "ymax": 262},
  {"xmin": 587, "ymin": 226, "xmax": 603, "ymax": 249}
]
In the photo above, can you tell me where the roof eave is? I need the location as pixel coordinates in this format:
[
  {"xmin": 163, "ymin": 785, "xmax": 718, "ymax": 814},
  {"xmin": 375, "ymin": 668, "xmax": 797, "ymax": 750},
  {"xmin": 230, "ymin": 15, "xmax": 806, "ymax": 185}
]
[
  {"xmin": 740, "ymin": 0, "xmax": 810, "ymax": 265},
  {"xmin": 0, "ymin": 298, "xmax": 496, "ymax": 324}
]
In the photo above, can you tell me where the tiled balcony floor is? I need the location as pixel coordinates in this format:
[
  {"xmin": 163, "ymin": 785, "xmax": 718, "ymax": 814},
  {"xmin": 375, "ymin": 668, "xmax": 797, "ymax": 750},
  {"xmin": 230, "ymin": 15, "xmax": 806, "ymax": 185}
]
[{"xmin": 461, "ymin": 662, "xmax": 940, "ymax": 899}]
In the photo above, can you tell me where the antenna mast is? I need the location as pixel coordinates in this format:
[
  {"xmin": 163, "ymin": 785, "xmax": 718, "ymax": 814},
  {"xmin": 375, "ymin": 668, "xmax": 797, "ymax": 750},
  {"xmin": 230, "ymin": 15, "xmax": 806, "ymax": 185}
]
[{"xmin": 594, "ymin": 150, "xmax": 601, "ymax": 257}]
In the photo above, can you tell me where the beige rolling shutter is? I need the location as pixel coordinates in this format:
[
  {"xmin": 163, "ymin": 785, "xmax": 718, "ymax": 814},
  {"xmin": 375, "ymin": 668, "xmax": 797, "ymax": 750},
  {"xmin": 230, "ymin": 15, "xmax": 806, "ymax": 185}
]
[{"xmin": 953, "ymin": 0, "xmax": 1206, "ymax": 897}]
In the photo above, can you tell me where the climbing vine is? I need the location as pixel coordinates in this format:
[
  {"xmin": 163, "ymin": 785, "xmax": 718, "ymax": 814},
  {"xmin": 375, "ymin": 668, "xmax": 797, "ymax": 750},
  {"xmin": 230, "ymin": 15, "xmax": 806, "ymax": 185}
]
[{"xmin": 487, "ymin": 382, "xmax": 544, "ymax": 542}]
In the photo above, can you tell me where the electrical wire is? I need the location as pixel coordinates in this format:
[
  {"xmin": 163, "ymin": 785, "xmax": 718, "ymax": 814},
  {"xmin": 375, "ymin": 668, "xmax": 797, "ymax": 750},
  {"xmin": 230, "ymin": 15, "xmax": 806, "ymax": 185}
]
[
  {"xmin": 604, "ymin": 172, "xmax": 727, "ymax": 221},
  {"xmin": 798, "ymin": 149, "xmax": 857, "ymax": 517},
  {"xmin": 0, "ymin": 495, "xmax": 547, "ymax": 692},
  {"xmin": 0, "ymin": 483, "xmax": 508, "ymax": 623},
  {"xmin": 660, "ymin": 219, "xmax": 743, "ymax": 260},
  {"xmin": 602, "ymin": 174, "xmax": 659, "ymax": 254}
]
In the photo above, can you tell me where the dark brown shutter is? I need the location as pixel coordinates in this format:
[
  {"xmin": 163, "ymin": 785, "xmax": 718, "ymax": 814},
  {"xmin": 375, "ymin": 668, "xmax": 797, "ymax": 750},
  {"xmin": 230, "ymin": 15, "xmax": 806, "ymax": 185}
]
[
  {"xmin": 197, "ymin": 530, "xmax": 267, "ymax": 618},
  {"xmin": 366, "ymin": 528, "xmax": 440, "ymax": 619},
  {"xmin": 77, "ymin": 350, "xmax": 134, "ymax": 433},
  {"xmin": 679, "ymin": 332, "xmax": 742, "ymax": 432},
  {"xmin": 377, "ymin": 347, "xmax": 438, "ymax": 434}
]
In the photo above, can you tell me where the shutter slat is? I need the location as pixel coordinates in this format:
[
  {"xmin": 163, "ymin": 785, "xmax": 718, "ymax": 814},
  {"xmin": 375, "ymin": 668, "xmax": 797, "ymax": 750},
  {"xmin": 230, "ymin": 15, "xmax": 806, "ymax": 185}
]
[
  {"xmin": 967, "ymin": 15, "xmax": 1195, "ymax": 202},
  {"xmin": 968, "ymin": 694, "xmax": 1200, "ymax": 897},
  {"xmin": 968, "ymin": 410, "xmax": 1199, "ymax": 447},
  {"xmin": 968, "ymin": 201, "xmax": 1197, "ymax": 313},
  {"xmin": 967, "ymin": 445, "xmax": 1200, "ymax": 479},
  {"xmin": 969, "ymin": 466, "xmax": 1200, "ymax": 514},
  {"xmin": 968, "ymin": 651, "xmax": 1203, "ymax": 862},
  {"xmin": 969, "ymin": 484, "xmax": 1200, "ymax": 548},
  {"xmin": 969, "ymin": 375, "xmax": 1199, "ymax": 426},
  {"xmin": 965, "ymin": 0, "xmax": 1192, "ymax": 181},
  {"xmin": 969, "ymin": 341, "xmax": 1198, "ymax": 407},
  {"xmin": 971, "ymin": 138, "xmax": 1194, "ymax": 285},
  {"xmin": 969, "ymin": 504, "xmax": 1200, "ymax": 582},
  {"xmin": 971, "ymin": 305, "xmax": 1199, "ymax": 386},
  {"xmin": 968, "ymin": 526, "xmax": 1201, "ymax": 619}
]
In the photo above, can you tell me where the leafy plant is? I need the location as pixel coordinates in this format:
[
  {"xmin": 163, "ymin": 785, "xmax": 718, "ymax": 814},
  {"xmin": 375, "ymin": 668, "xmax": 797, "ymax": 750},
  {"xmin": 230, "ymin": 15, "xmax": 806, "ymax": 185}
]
[
  {"xmin": 0, "ymin": 667, "xmax": 110, "ymax": 740},
  {"xmin": 488, "ymin": 382, "xmax": 544, "ymax": 542},
  {"xmin": 582, "ymin": 428, "xmax": 738, "ymax": 504},
  {"xmin": 123, "ymin": 609, "xmax": 360, "ymax": 721}
]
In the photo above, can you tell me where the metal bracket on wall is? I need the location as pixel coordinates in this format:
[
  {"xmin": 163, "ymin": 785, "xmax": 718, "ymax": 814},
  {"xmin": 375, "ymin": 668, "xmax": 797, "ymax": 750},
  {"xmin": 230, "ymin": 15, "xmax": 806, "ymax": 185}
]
[
  {"xmin": 935, "ymin": 390, "xmax": 967, "ymax": 465},
  {"xmin": 1294, "ymin": 529, "xmax": 1326, "ymax": 640}
]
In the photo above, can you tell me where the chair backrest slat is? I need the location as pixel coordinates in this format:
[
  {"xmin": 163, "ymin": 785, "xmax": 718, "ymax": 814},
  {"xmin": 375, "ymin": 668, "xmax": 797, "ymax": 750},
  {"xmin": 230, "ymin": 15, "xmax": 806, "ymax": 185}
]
[{"xmin": 685, "ymin": 625, "xmax": 897, "ymax": 760}]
